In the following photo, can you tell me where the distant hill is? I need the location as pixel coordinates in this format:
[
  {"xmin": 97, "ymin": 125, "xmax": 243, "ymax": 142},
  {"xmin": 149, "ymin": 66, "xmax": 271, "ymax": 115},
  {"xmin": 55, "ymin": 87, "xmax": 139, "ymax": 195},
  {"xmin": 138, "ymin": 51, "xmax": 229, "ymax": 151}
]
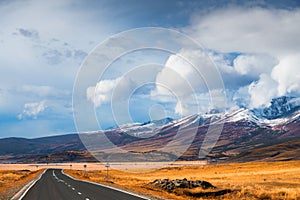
[
  {"xmin": 0, "ymin": 134, "xmax": 87, "ymax": 163},
  {"xmin": 0, "ymin": 134, "xmax": 85, "ymax": 155},
  {"xmin": 228, "ymin": 140, "xmax": 300, "ymax": 162}
]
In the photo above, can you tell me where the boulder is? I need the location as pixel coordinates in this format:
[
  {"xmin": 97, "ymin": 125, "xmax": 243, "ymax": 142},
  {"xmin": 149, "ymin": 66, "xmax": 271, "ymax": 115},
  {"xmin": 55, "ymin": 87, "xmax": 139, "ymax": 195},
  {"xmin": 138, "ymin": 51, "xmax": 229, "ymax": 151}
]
[{"xmin": 151, "ymin": 178, "xmax": 216, "ymax": 191}]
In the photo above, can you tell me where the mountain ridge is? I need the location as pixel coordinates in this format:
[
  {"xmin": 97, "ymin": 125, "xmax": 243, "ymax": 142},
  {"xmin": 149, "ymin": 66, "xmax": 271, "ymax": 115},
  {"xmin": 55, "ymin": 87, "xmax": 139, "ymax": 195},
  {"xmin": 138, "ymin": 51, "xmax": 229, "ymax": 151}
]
[{"xmin": 1, "ymin": 96, "xmax": 299, "ymax": 163}]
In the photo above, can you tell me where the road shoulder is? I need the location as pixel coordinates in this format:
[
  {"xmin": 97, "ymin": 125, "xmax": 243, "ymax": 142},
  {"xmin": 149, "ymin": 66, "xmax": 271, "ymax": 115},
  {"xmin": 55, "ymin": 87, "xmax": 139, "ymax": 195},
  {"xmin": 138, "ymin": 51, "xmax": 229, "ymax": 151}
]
[{"xmin": 11, "ymin": 169, "xmax": 47, "ymax": 200}]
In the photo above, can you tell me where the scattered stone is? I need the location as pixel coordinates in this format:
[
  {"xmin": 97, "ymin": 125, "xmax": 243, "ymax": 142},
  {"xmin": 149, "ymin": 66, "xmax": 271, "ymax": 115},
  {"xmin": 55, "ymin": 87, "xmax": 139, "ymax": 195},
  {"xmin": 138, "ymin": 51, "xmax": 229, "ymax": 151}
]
[{"xmin": 150, "ymin": 178, "xmax": 233, "ymax": 197}]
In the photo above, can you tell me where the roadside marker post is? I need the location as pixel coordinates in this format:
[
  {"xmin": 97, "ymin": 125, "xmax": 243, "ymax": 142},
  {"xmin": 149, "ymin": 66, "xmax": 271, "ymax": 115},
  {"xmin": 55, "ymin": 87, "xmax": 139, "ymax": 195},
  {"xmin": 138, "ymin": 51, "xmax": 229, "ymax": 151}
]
[
  {"xmin": 105, "ymin": 162, "xmax": 110, "ymax": 181},
  {"xmin": 84, "ymin": 164, "xmax": 87, "ymax": 176}
]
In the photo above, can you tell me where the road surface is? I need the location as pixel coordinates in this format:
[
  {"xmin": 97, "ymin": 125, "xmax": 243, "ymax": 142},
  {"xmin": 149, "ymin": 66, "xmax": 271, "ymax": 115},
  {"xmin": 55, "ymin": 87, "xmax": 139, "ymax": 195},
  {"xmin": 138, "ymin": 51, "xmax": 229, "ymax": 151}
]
[{"xmin": 22, "ymin": 169, "xmax": 147, "ymax": 200}]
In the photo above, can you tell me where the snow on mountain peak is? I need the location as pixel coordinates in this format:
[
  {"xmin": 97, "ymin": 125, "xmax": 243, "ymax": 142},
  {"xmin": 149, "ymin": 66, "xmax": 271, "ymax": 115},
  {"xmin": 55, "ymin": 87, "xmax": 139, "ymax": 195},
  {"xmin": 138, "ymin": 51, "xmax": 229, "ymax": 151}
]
[
  {"xmin": 99, "ymin": 96, "xmax": 300, "ymax": 136},
  {"xmin": 253, "ymin": 96, "xmax": 300, "ymax": 120}
]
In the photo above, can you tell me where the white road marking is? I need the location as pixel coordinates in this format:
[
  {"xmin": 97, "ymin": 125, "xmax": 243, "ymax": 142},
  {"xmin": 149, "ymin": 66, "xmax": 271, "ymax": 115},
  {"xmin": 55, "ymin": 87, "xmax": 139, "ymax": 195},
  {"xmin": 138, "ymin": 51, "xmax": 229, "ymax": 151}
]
[
  {"xmin": 78, "ymin": 192, "xmax": 82, "ymax": 195},
  {"xmin": 53, "ymin": 170, "xmax": 65, "ymax": 184},
  {"xmin": 72, "ymin": 187, "xmax": 75, "ymax": 190},
  {"xmin": 61, "ymin": 169, "xmax": 149, "ymax": 200},
  {"xmin": 52, "ymin": 171, "xmax": 57, "ymax": 179},
  {"xmin": 85, "ymin": 198, "xmax": 90, "ymax": 200}
]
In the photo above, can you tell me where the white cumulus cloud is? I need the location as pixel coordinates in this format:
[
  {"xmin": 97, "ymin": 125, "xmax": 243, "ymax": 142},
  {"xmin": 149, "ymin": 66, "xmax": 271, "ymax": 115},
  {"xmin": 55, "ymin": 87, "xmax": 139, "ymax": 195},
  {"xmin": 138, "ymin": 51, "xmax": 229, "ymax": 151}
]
[
  {"xmin": 271, "ymin": 54, "xmax": 300, "ymax": 96},
  {"xmin": 151, "ymin": 48, "xmax": 227, "ymax": 115},
  {"xmin": 153, "ymin": 48, "xmax": 224, "ymax": 95},
  {"xmin": 247, "ymin": 53, "xmax": 300, "ymax": 108},
  {"xmin": 233, "ymin": 54, "xmax": 278, "ymax": 77},
  {"xmin": 248, "ymin": 74, "xmax": 279, "ymax": 108},
  {"xmin": 18, "ymin": 101, "xmax": 47, "ymax": 119},
  {"xmin": 87, "ymin": 77, "xmax": 136, "ymax": 107}
]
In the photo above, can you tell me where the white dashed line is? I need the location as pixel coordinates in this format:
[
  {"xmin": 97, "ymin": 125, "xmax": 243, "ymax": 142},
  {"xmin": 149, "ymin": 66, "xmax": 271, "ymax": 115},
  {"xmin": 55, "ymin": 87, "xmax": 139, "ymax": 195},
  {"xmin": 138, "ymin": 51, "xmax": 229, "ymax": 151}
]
[
  {"xmin": 78, "ymin": 192, "xmax": 82, "ymax": 195},
  {"xmin": 85, "ymin": 198, "xmax": 90, "ymax": 200},
  {"xmin": 61, "ymin": 170, "xmax": 149, "ymax": 200},
  {"xmin": 72, "ymin": 188, "xmax": 75, "ymax": 190}
]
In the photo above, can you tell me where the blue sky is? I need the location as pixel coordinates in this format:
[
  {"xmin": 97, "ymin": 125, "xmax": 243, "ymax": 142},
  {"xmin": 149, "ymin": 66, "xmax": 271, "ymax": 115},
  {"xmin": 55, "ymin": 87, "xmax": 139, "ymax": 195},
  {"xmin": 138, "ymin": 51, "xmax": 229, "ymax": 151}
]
[{"xmin": 0, "ymin": 0, "xmax": 300, "ymax": 138}]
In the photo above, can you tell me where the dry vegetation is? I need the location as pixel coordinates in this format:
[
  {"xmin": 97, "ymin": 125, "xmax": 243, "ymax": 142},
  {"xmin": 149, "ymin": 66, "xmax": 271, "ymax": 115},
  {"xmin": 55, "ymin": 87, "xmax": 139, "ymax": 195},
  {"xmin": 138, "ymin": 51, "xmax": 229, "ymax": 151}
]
[
  {"xmin": 65, "ymin": 161, "xmax": 300, "ymax": 200},
  {"xmin": 0, "ymin": 169, "xmax": 41, "ymax": 200}
]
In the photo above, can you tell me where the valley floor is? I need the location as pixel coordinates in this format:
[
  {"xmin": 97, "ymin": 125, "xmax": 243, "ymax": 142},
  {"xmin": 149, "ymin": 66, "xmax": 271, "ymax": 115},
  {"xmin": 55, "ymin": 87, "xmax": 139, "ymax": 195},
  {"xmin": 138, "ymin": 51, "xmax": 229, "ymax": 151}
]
[{"xmin": 0, "ymin": 161, "xmax": 299, "ymax": 200}]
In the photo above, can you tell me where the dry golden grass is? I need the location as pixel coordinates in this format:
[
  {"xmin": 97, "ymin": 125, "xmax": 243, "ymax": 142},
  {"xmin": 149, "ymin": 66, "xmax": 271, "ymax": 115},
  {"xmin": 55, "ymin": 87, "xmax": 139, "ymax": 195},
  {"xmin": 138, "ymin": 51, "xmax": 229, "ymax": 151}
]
[
  {"xmin": 65, "ymin": 161, "xmax": 300, "ymax": 200},
  {"xmin": 0, "ymin": 170, "xmax": 42, "ymax": 200}
]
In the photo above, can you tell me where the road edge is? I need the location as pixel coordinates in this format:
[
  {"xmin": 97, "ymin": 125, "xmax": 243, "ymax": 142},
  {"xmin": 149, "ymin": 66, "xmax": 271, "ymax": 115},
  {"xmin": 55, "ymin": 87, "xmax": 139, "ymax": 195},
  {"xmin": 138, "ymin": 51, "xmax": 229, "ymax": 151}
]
[
  {"xmin": 61, "ymin": 169, "xmax": 151, "ymax": 200},
  {"xmin": 11, "ymin": 169, "xmax": 47, "ymax": 200}
]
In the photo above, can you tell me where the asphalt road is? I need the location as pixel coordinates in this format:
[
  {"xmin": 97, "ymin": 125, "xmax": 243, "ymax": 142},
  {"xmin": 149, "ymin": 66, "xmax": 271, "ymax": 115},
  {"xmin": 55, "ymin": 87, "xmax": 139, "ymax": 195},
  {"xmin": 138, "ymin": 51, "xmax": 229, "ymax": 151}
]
[{"xmin": 22, "ymin": 169, "xmax": 147, "ymax": 200}]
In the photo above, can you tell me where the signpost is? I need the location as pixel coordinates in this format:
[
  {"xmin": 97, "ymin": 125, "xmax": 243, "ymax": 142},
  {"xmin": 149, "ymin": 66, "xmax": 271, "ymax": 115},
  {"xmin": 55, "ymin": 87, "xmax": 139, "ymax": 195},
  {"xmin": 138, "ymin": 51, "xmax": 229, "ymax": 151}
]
[{"xmin": 105, "ymin": 162, "xmax": 110, "ymax": 181}]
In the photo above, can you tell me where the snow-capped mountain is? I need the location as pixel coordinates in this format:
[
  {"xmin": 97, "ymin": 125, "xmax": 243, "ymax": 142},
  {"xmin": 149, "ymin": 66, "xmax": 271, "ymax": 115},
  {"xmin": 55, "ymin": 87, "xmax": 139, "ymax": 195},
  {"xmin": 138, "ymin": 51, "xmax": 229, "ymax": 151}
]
[
  {"xmin": 253, "ymin": 96, "xmax": 300, "ymax": 120},
  {"xmin": 103, "ymin": 96, "xmax": 300, "ymax": 139},
  {"xmin": 208, "ymin": 96, "xmax": 300, "ymax": 127},
  {"xmin": 106, "ymin": 96, "xmax": 300, "ymax": 138},
  {"xmin": 1, "ymin": 96, "xmax": 299, "ymax": 163},
  {"xmin": 224, "ymin": 108, "xmax": 300, "ymax": 128},
  {"xmin": 78, "ymin": 99, "xmax": 300, "ymax": 162},
  {"xmin": 110, "ymin": 117, "xmax": 174, "ymax": 138}
]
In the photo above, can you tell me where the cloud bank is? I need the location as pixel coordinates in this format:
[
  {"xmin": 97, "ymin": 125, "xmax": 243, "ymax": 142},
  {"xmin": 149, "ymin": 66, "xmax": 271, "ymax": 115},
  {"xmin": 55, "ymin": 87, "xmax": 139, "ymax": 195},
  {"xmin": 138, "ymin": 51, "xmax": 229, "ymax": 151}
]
[{"xmin": 186, "ymin": 7, "xmax": 300, "ymax": 108}]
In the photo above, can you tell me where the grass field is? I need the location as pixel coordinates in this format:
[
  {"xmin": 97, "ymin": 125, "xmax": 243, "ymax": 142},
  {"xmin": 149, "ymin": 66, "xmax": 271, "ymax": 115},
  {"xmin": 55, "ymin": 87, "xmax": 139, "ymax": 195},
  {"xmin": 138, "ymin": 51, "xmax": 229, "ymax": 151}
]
[
  {"xmin": 0, "ymin": 169, "xmax": 41, "ymax": 200},
  {"xmin": 65, "ymin": 161, "xmax": 300, "ymax": 200}
]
